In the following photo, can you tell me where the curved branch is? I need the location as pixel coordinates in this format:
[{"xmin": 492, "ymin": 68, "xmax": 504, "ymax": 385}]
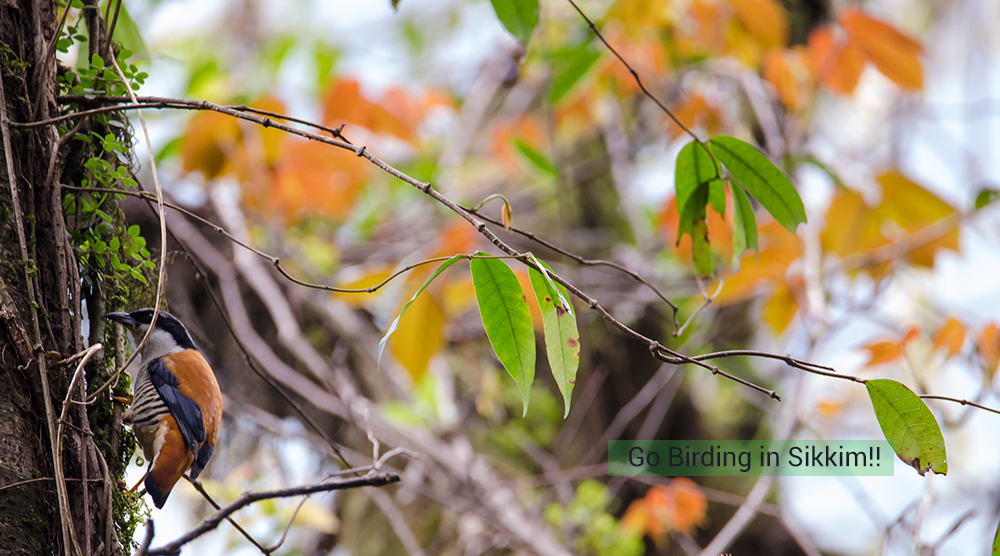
[{"xmin": 147, "ymin": 473, "xmax": 399, "ymax": 555}]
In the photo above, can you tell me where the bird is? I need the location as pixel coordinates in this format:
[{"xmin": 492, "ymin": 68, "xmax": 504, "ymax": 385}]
[{"xmin": 105, "ymin": 309, "xmax": 223, "ymax": 509}]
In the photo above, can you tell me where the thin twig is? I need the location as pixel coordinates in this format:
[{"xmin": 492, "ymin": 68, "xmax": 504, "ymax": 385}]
[
  {"xmin": 675, "ymin": 279, "xmax": 724, "ymax": 337},
  {"xmin": 53, "ymin": 344, "xmax": 103, "ymax": 556},
  {"xmin": 182, "ymin": 476, "xmax": 267, "ymax": 554},
  {"xmin": 0, "ymin": 476, "xmax": 107, "ymax": 494},
  {"xmin": 61, "ymin": 185, "xmax": 455, "ymax": 295},
  {"xmin": 262, "ymin": 495, "xmax": 308, "ymax": 554},
  {"xmin": 147, "ymin": 473, "xmax": 400, "ymax": 555},
  {"xmin": 920, "ymin": 395, "xmax": 1000, "ymax": 416},
  {"xmin": 85, "ymin": 54, "xmax": 172, "ymax": 404}
]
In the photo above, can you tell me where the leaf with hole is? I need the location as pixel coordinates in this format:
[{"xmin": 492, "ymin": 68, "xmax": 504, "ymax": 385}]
[
  {"xmin": 527, "ymin": 256, "xmax": 579, "ymax": 417},
  {"xmin": 866, "ymin": 379, "xmax": 947, "ymax": 476},
  {"xmin": 471, "ymin": 253, "xmax": 536, "ymax": 416},
  {"xmin": 709, "ymin": 136, "xmax": 806, "ymax": 233}
]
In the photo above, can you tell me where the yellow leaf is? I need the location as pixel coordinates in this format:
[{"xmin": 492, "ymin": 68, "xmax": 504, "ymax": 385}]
[
  {"xmin": 731, "ymin": 0, "xmax": 788, "ymax": 49},
  {"xmin": 331, "ymin": 266, "xmax": 395, "ymax": 308},
  {"xmin": 840, "ymin": 9, "xmax": 922, "ymax": 89},
  {"xmin": 442, "ymin": 276, "xmax": 477, "ymax": 317},
  {"xmin": 608, "ymin": 0, "xmax": 671, "ymax": 38},
  {"xmin": 820, "ymin": 189, "xmax": 888, "ymax": 259},
  {"xmin": 876, "ymin": 171, "xmax": 959, "ymax": 267},
  {"xmin": 808, "ymin": 26, "xmax": 865, "ymax": 94},
  {"xmin": 978, "ymin": 323, "xmax": 1000, "ymax": 378},
  {"xmin": 390, "ymin": 283, "xmax": 445, "ymax": 381},
  {"xmin": 763, "ymin": 280, "xmax": 798, "ymax": 334},
  {"xmin": 818, "ymin": 399, "xmax": 844, "ymax": 418},
  {"xmin": 932, "ymin": 317, "xmax": 965, "ymax": 357}
]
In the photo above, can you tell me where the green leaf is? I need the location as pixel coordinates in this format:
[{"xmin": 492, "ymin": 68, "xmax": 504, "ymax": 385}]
[
  {"xmin": 471, "ymin": 253, "xmax": 536, "ymax": 416},
  {"xmin": 866, "ymin": 379, "xmax": 947, "ymax": 476},
  {"xmin": 708, "ymin": 178, "xmax": 725, "ymax": 216},
  {"xmin": 677, "ymin": 182, "xmax": 709, "ymax": 242},
  {"xmin": 730, "ymin": 182, "xmax": 757, "ymax": 271},
  {"xmin": 674, "ymin": 140, "xmax": 717, "ymax": 222},
  {"xmin": 100, "ymin": 0, "xmax": 147, "ymax": 59},
  {"xmin": 975, "ymin": 188, "xmax": 999, "ymax": 210},
  {"xmin": 527, "ymin": 256, "xmax": 579, "ymax": 417},
  {"xmin": 691, "ymin": 220, "xmax": 713, "ymax": 276},
  {"xmin": 490, "ymin": 0, "xmax": 539, "ymax": 45},
  {"xmin": 708, "ymin": 136, "xmax": 806, "ymax": 233},
  {"xmin": 514, "ymin": 138, "xmax": 557, "ymax": 177},
  {"xmin": 549, "ymin": 43, "xmax": 601, "ymax": 104},
  {"xmin": 378, "ymin": 255, "xmax": 465, "ymax": 368},
  {"xmin": 992, "ymin": 517, "xmax": 1000, "ymax": 556}
]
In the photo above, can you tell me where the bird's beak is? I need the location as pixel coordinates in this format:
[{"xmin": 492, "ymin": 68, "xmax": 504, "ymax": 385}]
[{"xmin": 104, "ymin": 312, "xmax": 138, "ymax": 327}]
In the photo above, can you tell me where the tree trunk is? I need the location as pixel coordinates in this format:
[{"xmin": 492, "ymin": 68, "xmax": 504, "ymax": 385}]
[{"xmin": 1, "ymin": 2, "xmax": 129, "ymax": 554}]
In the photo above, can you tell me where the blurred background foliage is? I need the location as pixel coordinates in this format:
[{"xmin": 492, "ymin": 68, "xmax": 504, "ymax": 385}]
[{"xmin": 60, "ymin": 0, "xmax": 1000, "ymax": 553}]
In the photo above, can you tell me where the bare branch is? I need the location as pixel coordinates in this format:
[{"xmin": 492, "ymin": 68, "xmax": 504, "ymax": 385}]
[
  {"xmin": 132, "ymin": 520, "xmax": 154, "ymax": 556},
  {"xmin": 183, "ymin": 476, "xmax": 268, "ymax": 554},
  {"xmin": 920, "ymin": 395, "xmax": 1000, "ymax": 416},
  {"xmin": 146, "ymin": 474, "xmax": 399, "ymax": 555}
]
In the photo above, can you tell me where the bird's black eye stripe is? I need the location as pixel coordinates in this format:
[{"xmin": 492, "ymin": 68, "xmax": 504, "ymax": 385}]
[{"xmin": 127, "ymin": 309, "xmax": 198, "ymax": 351}]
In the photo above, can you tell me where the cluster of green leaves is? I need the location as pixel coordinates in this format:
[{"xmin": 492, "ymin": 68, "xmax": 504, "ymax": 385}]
[
  {"xmin": 63, "ymin": 211, "xmax": 154, "ymax": 288},
  {"xmin": 57, "ymin": 51, "xmax": 147, "ymax": 96},
  {"xmin": 674, "ymin": 137, "xmax": 806, "ymax": 275},
  {"xmin": 378, "ymin": 253, "xmax": 579, "ymax": 418},
  {"xmin": 544, "ymin": 480, "xmax": 644, "ymax": 556}
]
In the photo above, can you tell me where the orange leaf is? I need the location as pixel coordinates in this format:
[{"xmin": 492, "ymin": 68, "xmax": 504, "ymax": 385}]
[
  {"xmin": 646, "ymin": 479, "xmax": 707, "ymax": 537},
  {"xmin": 620, "ymin": 499, "xmax": 651, "ymax": 537},
  {"xmin": 675, "ymin": 0, "xmax": 728, "ymax": 58},
  {"xmin": 669, "ymin": 94, "xmax": 723, "ymax": 140},
  {"xmin": 713, "ymin": 223, "xmax": 801, "ymax": 305},
  {"xmin": 731, "ymin": 0, "xmax": 788, "ymax": 49},
  {"xmin": 322, "ymin": 79, "xmax": 413, "ymax": 141},
  {"xmin": 263, "ymin": 140, "xmax": 369, "ymax": 221},
  {"xmin": 862, "ymin": 340, "xmax": 904, "ymax": 367},
  {"xmin": 182, "ymin": 110, "xmax": 242, "ymax": 179},
  {"xmin": 490, "ymin": 116, "xmax": 545, "ymax": 170},
  {"xmin": 840, "ymin": 9, "xmax": 922, "ymax": 89},
  {"xmin": 978, "ymin": 323, "xmax": 1000, "ymax": 377},
  {"xmin": 932, "ymin": 317, "xmax": 966, "ymax": 357},
  {"xmin": 808, "ymin": 26, "xmax": 865, "ymax": 94},
  {"xmin": 763, "ymin": 48, "xmax": 801, "ymax": 110}
]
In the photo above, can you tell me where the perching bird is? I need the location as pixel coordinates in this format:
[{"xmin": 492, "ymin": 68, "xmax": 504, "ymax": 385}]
[{"xmin": 105, "ymin": 309, "xmax": 223, "ymax": 509}]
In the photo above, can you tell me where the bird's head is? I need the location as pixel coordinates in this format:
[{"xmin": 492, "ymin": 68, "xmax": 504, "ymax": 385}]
[{"xmin": 104, "ymin": 309, "xmax": 198, "ymax": 361}]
